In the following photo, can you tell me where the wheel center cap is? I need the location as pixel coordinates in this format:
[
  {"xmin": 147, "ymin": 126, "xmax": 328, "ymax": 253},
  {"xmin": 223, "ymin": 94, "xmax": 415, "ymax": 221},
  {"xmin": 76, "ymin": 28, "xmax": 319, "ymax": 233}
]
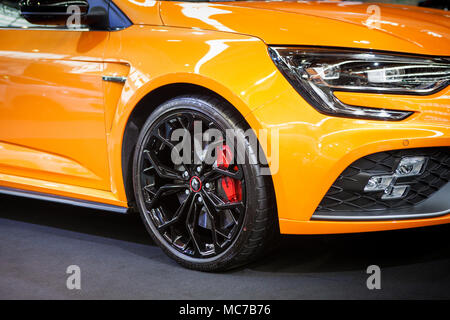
[{"xmin": 189, "ymin": 176, "xmax": 202, "ymax": 192}]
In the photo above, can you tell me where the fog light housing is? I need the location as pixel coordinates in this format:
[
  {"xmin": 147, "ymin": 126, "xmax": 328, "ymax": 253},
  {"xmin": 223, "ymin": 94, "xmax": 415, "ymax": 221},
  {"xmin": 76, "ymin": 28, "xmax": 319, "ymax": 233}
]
[
  {"xmin": 364, "ymin": 156, "xmax": 428, "ymax": 200},
  {"xmin": 364, "ymin": 176, "xmax": 395, "ymax": 192},
  {"xmin": 395, "ymin": 156, "xmax": 427, "ymax": 177},
  {"xmin": 381, "ymin": 185, "xmax": 410, "ymax": 200}
]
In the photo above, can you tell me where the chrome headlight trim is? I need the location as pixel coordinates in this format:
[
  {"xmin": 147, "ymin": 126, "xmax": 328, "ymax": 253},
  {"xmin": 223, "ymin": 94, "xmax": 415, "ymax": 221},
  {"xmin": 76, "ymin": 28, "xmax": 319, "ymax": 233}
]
[{"xmin": 268, "ymin": 47, "xmax": 450, "ymax": 121}]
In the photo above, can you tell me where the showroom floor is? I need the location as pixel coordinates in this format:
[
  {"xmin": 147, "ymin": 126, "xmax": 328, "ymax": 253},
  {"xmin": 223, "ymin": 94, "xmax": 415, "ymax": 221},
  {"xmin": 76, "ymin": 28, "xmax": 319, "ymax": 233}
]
[{"xmin": 0, "ymin": 194, "xmax": 449, "ymax": 299}]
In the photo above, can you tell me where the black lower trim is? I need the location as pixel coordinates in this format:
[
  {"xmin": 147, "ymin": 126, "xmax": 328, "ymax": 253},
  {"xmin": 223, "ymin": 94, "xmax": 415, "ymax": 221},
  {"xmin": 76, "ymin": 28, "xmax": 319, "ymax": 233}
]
[
  {"xmin": 312, "ymin": 182, "xmax": 450, "ymax": 221},
  {"xmin": 316, "ymin": 147, "xmax": 450, "ymax": 213},
  {"xmin": 0, "ymin": 186, "xmax": 128, "ymax": 214}
]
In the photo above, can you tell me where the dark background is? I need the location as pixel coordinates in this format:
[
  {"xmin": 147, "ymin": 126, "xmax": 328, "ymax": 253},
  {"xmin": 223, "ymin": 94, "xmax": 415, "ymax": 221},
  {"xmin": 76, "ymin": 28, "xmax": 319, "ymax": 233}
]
[{"xmin": 1, "ymin": 194, "xmax": 449, "ymax": 299}]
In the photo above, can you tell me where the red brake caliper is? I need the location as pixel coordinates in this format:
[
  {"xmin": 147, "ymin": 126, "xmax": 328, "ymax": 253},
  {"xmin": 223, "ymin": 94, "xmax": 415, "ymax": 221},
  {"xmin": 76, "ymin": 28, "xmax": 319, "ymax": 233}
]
[{"xmin": 216, "ymin": 144, "xmax": 242, "ymax": 203}]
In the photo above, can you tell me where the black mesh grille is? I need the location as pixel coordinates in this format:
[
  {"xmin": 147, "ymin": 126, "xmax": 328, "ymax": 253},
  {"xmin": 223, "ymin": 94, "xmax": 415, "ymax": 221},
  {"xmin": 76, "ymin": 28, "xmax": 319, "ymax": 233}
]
[{"xmin": 316, "ymin": 147, "xmax": 450, "ymax": 212}]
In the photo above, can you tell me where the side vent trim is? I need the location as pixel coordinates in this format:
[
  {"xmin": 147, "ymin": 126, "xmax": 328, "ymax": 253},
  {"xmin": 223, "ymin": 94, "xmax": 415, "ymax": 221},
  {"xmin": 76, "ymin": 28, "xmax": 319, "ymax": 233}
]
[{"xmin": 102, "ymin": 76, "xmax": 127, "ymax": 83}]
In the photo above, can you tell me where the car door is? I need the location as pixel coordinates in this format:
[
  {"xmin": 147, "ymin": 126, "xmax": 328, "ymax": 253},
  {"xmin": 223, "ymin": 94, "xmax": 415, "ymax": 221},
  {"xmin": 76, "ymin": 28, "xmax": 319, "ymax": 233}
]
[{"xmin": 0, "ymin": 0, "xmax": 111, "ymax": 192}]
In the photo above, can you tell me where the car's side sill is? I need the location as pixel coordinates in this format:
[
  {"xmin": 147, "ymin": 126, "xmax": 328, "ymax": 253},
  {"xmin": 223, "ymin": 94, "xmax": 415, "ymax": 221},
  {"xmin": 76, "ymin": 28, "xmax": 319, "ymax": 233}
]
[{"xmin": 0, "ymin": 186, "xmax": 128, "ymax": 214}]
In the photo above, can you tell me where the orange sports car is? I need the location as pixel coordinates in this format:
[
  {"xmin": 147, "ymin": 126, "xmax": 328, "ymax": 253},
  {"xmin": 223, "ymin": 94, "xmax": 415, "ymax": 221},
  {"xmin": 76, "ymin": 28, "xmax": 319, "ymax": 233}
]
[{"xmin": 0, "ymin": 0, "xmax": 449, "ymax": 271}]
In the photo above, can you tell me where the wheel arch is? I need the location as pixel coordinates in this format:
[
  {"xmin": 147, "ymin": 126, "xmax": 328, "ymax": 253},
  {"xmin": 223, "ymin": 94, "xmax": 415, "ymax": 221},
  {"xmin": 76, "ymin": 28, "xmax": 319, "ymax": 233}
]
[{"xmin": 120, "ymin": 82, "xmax": 265, "ymax": 209}]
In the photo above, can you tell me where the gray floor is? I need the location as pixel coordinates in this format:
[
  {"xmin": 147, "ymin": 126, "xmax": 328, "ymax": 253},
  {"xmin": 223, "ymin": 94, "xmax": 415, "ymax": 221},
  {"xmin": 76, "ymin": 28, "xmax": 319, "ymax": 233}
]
[{"xmin": 0, "ymin": 194, "xmax": 449, "ymax": 300}]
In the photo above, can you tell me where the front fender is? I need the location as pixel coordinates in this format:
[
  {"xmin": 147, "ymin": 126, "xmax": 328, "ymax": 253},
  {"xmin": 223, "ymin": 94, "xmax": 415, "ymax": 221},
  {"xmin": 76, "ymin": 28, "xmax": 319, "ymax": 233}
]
[{"xmin": 104, "ymin": 25, "xmax": 286, "ymax": 203}]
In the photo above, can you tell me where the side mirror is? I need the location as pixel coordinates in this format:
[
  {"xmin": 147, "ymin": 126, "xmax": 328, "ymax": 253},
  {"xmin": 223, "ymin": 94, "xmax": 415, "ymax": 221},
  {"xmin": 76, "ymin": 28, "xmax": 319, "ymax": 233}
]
[{"xmin": 19, "ymin": 0, "xmax": 108, "ymax": 28}]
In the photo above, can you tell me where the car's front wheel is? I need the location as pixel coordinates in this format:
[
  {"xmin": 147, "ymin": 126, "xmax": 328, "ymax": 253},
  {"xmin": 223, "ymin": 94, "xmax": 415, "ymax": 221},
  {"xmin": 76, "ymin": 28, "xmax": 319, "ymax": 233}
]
[{"xmin": 132, "ymin": 94, "xmax": 277, "ymax": 271}]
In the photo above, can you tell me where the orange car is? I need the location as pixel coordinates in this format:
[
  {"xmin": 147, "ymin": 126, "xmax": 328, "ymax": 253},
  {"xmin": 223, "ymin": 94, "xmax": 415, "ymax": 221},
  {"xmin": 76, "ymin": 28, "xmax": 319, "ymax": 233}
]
[{"xmin": 0, "ymin": 0, "xmax": 449, "ymax": 271}]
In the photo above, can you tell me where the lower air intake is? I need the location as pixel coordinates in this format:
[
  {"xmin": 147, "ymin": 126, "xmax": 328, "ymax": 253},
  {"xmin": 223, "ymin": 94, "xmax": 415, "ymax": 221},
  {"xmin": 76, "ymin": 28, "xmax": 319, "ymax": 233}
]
[{"xmin": 313, "ymin": 147, "xmax": 450, "ymax": 221}]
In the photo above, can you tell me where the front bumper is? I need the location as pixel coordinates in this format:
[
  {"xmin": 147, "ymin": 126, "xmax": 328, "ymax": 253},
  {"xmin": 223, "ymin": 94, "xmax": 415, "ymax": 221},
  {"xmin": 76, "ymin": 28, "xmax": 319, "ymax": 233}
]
[{"xmin": 247, "ymin": 78, "xmax": 450, "ymax": 235}]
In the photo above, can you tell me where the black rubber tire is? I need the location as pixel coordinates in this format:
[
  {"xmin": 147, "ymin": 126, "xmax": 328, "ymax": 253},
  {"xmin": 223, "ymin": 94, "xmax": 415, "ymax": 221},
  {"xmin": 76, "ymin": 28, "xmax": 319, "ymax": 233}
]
[{"xmin": 132, "ymin": 94, "xmax": 278, "ymax": 271}]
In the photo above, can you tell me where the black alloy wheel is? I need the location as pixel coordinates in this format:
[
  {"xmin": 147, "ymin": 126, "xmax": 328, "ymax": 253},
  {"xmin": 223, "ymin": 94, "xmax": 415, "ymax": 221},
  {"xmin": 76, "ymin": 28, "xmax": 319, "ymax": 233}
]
[{"xmin": 132, "ymin": 94, "xmax": 277, "ymax": 271}]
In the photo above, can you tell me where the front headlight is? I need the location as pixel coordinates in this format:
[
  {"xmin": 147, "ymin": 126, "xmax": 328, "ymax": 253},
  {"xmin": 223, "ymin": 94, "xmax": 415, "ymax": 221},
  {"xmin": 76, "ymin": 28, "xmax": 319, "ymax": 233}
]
[{"xmin": 269, "ymin": 47, "xmax": 450, "ymax": 121}]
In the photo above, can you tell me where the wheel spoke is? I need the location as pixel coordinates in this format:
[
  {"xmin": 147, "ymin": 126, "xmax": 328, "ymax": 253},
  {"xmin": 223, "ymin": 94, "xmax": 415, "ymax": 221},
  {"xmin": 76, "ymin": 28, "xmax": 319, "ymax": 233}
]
[
  {"xmin": 215, "ymin": 229, "xmax": 232, "ymax": 240},
  {"xmin": 202, "ymin": 190, "xmax": 245, "ymax": 213},
  {"xmin": 158, "ymin": 193, "xmax": 194, "ymax": 230},
  {"xmin": 201, "ymin": 190, "xmax": 241, "ymax": 248},
  {"xmin": 154, "ymin": 129, "xmax": 176, "ymax": 150},
  {"xmin": 202, "ymin": 166, "xmax": 243, "ymax": 182},
  {"xmin": 143, "ymin": 184, "xmax": 156, "ymax": 197},
  {"xmin": 201, "ymin": 190, "xmax": 219, "ymax": 214},
  {"xmin": 216, "ymin": 166, "xmax": 243, "ymax": 180},
  {"xmin": 176, "ymin": 114, "xmax": 194, "ymax": 131},
  {"xmin": 217, "ymin": 201, "xmax": 245, "ymax": 211},
  {"xmin": 145, "ymin": 184, "xmax": 186, "ymax": 209},
  {"xmin": 143, "ymin": 149, "xmax": 182, "ymax": 180},
  {"xmin": 186, "ymin": 197, "xmax": 203, "ymax": 256},
  {"xmin": 201, "ymin": 195, "xmax": 221, "ymax": 252}
]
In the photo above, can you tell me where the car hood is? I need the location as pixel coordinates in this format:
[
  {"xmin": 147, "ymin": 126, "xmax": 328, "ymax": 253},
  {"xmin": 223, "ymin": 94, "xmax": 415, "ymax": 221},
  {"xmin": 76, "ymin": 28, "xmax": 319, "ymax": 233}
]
[{"xmin": 160, "ymin": 1, "xmax": 450, "ymax": 56}]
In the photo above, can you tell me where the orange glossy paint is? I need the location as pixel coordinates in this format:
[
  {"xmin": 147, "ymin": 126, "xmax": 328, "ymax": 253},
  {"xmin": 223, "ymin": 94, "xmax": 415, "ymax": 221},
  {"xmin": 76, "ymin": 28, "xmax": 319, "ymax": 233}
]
[
  {"xmin": 0, "ymin": 1, "xmax": 449, "ymax": 234},
  {"xmin": 159, "ymin": 1, "xmax": 450, "ymax": 55},
  {"xmin": 0, "ymin": 29, "xmax": 114, "ymax": 199}
]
